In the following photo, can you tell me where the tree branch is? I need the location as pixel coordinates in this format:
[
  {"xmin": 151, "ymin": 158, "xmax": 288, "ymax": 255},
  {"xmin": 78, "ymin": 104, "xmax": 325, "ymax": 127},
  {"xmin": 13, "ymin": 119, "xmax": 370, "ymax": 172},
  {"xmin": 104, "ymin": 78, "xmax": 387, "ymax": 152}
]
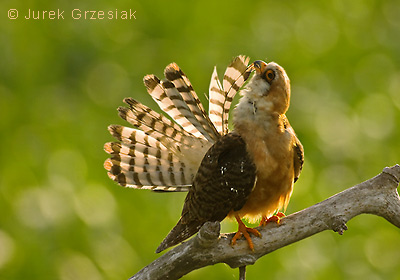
[{"xmin": 129, "ymin": 165, "xmax": 400, "ymax": 280}]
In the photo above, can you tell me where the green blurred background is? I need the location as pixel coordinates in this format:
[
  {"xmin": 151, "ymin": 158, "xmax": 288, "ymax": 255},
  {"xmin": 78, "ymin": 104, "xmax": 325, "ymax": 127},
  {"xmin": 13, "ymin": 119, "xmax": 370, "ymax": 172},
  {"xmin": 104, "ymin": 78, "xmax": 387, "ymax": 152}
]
[{"xmin": 1, "ymin": 0, "xmax": 400, "ymax": 279}]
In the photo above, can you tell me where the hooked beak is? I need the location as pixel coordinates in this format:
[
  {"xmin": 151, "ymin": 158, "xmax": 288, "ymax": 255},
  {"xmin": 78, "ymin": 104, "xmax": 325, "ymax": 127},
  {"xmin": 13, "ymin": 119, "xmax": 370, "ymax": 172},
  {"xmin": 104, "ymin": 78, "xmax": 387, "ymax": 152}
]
[{"xmin": 253, "ymin": 60, "xmax": 267, "ymax": 75}]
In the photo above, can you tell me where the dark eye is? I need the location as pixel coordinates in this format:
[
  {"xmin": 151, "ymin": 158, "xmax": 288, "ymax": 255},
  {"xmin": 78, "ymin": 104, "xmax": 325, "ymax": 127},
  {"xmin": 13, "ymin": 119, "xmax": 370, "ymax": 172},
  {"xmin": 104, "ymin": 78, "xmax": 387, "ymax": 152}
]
[{"xmin": 265, "ymin": 69, "xmax": 275, "ymax": 82}]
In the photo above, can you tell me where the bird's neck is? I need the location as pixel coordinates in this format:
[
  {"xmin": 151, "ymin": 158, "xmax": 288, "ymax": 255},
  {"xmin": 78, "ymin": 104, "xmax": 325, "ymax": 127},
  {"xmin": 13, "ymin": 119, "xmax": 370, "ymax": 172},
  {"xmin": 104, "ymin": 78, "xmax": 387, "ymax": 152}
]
[{"xmin": 233, "ymin": 95, "xmax": 286, "ymax": 133}]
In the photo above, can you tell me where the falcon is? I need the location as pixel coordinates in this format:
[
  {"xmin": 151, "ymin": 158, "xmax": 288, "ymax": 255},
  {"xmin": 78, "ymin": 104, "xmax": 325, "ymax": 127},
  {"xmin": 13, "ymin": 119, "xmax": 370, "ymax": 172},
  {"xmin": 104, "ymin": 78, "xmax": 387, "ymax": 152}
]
[{"xmin": 104, "ymin": 56, "xmax": 304, "ymax": 253}]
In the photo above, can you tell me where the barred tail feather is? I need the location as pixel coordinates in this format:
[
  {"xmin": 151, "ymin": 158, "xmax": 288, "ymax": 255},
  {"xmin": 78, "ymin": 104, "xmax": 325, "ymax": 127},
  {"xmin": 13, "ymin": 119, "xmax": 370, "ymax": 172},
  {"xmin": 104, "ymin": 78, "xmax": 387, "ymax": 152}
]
[
  {"xmin": 105, "ymin": 125, "xmax": 196, "ymax": 191},
  {"xmin": 116, "ymin": 97, "xmax": 213, "ymax": 173},
  {"xmin": 104, "ymin": 140, "xmax": 179, "ymax": 165},
  {"xmin": 222, "ymin": 55, "xmax": 252, "ymax": 134},
  {"xmin": 143, "ymin": 75, "xmax": 199, "ymax": 138},
  {"xmin": 105, "ymin": 156, "xmax": 190, "ymax": 189},
  {"xmin": 144, "ymin": 74, "xmax": 218, "ymax": 143},
  {"xmin": 209, "ymin": 55, "xmax": 252, "ymax": 135},
  {"xmin": 118, "ymin": 98, "xmax": 206, "ymax": 152},
  {"xmin": 164, "ymin": 63, "xmax": 220, "ymax": 142},
  {"xmin": 208, "ymin": 66, "xmax": 225, "ymax": 134},
  {"xmin": 104, "ymin": 56, "xmax": 253, "ymax": 192}
]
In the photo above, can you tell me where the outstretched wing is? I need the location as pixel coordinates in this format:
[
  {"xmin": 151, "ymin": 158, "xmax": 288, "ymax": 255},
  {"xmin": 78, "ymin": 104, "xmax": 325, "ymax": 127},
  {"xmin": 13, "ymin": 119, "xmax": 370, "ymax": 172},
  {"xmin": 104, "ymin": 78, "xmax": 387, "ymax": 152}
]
[{"xmin": 156, "ymin": 132, "xmax": 257, "ymax": 253}]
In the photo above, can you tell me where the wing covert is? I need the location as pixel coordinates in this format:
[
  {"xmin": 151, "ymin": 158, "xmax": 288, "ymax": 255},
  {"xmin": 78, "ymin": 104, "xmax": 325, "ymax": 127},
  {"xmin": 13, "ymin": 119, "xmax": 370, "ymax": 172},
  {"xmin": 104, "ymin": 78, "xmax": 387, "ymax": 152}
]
[
  {"xmin": 293, "ymin": 137, "xmax": 304, "ymax": 183},
  {"xmin": 182, "ymin": 132, "xmax": 257, "ymax": 223}
]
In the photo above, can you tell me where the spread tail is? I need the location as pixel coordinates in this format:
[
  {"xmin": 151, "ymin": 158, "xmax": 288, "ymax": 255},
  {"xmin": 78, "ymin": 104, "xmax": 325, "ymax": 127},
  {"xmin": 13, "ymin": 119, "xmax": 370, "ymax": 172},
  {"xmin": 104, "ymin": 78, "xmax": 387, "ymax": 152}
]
[{"xmin": 104, "ymin": 56, "xmax": 252, "ymax": 192}]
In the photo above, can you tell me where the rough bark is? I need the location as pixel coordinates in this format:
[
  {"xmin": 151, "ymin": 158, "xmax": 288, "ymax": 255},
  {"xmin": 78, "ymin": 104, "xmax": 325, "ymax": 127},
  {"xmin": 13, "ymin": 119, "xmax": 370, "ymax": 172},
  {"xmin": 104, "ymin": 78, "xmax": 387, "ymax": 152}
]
[{"xmin": 129, "ymin": 165, "xmax": 400, "ymax": 280}]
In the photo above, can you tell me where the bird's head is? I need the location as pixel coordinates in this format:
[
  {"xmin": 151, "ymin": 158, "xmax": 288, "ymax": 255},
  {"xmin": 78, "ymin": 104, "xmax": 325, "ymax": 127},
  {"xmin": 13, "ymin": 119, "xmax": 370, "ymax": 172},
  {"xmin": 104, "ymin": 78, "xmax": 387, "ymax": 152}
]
[{"xmin": 244, "ymin": 60, "xmax": 291, "ymax": 115}]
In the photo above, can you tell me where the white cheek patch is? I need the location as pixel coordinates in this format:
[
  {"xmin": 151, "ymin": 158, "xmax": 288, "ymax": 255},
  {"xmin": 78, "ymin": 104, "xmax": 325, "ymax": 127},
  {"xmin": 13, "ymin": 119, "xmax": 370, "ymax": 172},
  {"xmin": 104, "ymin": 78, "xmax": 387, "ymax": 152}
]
[
  {"xmin": 240, "ymin": 76, "xmax": 270, "ymax": 98},
  {"xmin": 256, "ymin": 99, "xmax": 273, "ymax": 113},
  {"xmin": 233, "ymin": 74, "xmax": 275, "ymax": 125},
  {"xmin": 234, "ymin": 96, "xmax": 256, "ymax": 117}
]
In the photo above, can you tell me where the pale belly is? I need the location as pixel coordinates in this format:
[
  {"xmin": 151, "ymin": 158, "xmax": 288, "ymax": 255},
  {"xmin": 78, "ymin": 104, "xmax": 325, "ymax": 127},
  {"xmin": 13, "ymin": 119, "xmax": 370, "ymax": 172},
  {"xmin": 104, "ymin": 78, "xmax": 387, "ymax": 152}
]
[
  {"xmin": 231, "ymin": 116, "xmax": 297, "ymax": 222},
  {"xmin": 228, "ymin": 145, "xmax": 295, "ymax": 223},
  {"xmin": 236, "ymin": 174, "xmax": 294, "ymax": 222}
]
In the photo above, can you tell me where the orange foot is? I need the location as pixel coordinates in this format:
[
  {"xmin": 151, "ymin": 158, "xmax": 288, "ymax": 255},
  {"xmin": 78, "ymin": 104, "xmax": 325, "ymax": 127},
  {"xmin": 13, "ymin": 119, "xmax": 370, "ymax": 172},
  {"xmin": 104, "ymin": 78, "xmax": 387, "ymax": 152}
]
[
  {"xmin": 259, "ymin": 212, "xmax": 286, "ymax": 226},
  {"xmin": 231, "ymin": 214, "xmax": 261, "ymax": 251}
]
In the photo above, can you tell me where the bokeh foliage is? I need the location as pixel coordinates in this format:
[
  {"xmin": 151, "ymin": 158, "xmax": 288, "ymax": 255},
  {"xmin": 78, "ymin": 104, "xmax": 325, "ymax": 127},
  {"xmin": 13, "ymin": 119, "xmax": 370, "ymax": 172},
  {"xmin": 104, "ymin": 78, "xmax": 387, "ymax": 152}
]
[{"xmin": 1, "ymin": 0, "xmax": 400, "ymax": 279}]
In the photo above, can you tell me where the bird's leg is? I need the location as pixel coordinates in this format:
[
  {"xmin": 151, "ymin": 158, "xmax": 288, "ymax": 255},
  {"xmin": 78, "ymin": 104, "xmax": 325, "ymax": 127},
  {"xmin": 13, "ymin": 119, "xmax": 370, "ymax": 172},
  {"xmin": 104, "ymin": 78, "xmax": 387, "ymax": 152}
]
[
  {"xmin": 259, "ymin": 212, "xmax": 286, "ymax": 226},
  {"xmin": 231, "ymin": 214, "xmax": 261, "ymax": 251}
]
